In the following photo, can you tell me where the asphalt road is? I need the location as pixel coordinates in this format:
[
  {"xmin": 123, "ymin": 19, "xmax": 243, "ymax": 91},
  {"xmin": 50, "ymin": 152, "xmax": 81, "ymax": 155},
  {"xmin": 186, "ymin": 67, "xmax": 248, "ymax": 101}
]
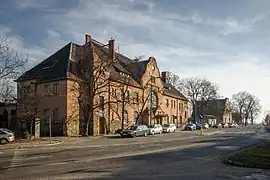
[{"xmin": 1, "ymin": 125, "xmax": 269, "ymax": 180}]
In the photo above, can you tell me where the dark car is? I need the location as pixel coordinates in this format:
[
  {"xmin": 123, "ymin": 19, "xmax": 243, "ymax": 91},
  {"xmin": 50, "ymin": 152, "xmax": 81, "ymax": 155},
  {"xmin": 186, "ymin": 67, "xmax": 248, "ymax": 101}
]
[
  {"xmin": 196, "ymin": 124, "xmax": 202, "ymax": 130},
  {"xmin": 120, "ymin": 125, "xmax": 149, "ymax": 138},
  {"xmin": 184, "ymin": 123, "xmax": 196, "ymax": 131}
]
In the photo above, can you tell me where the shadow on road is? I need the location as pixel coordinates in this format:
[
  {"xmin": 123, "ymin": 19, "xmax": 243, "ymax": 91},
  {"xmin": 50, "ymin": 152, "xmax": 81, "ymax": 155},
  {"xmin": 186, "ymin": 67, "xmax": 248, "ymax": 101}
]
[{"xmin": 57, "ymin": 135, "xmax": 261, "ymax": 180}]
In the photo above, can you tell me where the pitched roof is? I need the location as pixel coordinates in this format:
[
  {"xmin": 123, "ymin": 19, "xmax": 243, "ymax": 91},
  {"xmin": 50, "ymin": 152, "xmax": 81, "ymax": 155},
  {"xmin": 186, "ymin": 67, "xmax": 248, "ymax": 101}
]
[
  {"xmin": 16, "ymin": 43, "xmax": 71, "ymax": 82},
  {"xmin": 163, "ymin": 83, "xmax": 188, "ymax": 101},
  {"xmin": 16, "ymin": 37, "xmax": 186, "ymax": 100},
  {"xmin": 196, "ymin": 98, "xmax": 227, "ymax": 118}
]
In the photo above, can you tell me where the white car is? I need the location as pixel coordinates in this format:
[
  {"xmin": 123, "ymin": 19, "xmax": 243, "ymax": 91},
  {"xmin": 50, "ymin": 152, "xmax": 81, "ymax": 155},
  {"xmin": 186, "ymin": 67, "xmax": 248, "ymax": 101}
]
[
  {"xmin": 0, "ymin": 128, "xmax": 15, "ymax": 145},
  {"xmin": 148, "ymin": 124, "xmax": 163, "ymax": 135},
  {"xmin": 162, "ymin": 124, "xmax": 176, "ymax": 133},
  {"xmin": 203, "ymin": 123, "xmax": 209, "ymax": 129}
]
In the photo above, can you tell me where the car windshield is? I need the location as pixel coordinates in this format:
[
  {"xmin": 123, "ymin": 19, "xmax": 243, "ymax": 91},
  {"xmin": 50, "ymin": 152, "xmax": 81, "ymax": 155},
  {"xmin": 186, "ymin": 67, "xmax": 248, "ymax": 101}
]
[
  {"xmin": 129, "ymin": 126, "xmax": 138, "ymax": 130},
  {"xmin": 163, "ymin": 124, "xmax": 170, "ymax": 127},
  {"xmin": 148, "ymin": 125, "xmax": 155, "ymax": 128},
  {"xmin": 0, "ymin": 128, "xmax": 12, "ymax": 133}
]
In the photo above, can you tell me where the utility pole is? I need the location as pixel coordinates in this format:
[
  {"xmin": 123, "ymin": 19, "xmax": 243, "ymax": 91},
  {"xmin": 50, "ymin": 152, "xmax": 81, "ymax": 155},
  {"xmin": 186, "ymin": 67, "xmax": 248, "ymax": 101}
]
[{"xmin": 49, "ymin": 111, "xmax": 52, "ymax": 143}]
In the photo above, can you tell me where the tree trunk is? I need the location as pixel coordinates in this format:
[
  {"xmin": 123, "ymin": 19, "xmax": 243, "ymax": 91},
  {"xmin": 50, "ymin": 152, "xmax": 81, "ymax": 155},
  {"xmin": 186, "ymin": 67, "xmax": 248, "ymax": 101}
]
[{"xmin": 193, "ymin": 102, "xmax": 197, "ymax": 123}]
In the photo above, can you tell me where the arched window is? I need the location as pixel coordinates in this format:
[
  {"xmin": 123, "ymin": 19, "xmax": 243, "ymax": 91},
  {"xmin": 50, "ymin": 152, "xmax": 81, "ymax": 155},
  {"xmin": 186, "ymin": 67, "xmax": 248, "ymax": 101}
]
[
  {"xmin": 148, "ymin": 90, "xmax": 158, "ymax": 109},
  {"xmin": 124, "ymin": 110, "xmax": 128, "ymax": 123}
]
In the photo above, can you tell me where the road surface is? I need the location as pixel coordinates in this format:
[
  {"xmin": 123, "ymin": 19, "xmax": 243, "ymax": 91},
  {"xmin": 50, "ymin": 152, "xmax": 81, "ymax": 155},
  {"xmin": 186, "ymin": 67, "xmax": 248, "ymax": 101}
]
[{"xmin": 1, "ymin": 125, "xmax": 269, "ymax": 180}]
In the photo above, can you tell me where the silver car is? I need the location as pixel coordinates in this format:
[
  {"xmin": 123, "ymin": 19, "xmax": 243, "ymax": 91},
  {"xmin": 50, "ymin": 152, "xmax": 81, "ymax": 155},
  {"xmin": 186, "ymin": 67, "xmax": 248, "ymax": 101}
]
[{"xmin": 0, "ymin": 128, "xmax": 15, "ymax": 145}]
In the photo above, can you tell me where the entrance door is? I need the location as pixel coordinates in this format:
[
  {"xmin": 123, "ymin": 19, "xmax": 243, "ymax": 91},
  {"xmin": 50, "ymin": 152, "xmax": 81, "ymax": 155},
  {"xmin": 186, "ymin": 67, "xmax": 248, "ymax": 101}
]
[{"xmin": 99, "ymin": 117, "xmax": 105, "ymax": 134}]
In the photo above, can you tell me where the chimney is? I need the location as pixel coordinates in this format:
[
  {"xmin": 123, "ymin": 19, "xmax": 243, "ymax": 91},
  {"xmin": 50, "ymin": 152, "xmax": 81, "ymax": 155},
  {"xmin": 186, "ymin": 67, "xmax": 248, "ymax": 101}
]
[
  {"xmin": 85, "ymin": 34, "xmax": 92, "ymax": 44},
  {"xmin": 161, "ymin": 71, "xmax": 167, "ymax": 83},
  {"xmin": 108, "ymin": 39, "xmax": 115, "ymax": 60}
]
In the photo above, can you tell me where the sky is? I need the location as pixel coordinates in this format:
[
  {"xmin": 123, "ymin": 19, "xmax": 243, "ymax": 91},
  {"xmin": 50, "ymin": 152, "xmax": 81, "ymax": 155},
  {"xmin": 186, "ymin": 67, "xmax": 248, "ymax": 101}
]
[{"xmin": 1, "ymin": 0, "xmax": 270, "ymax": 122}]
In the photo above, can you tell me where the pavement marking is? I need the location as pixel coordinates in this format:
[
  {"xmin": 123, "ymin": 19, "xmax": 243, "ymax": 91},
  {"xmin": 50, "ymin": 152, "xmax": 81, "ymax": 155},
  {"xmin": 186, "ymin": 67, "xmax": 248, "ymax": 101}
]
[
  {"xmin": 214, "ymin": 145, "xmax": 240, "ymax": 150},
  {"xmin": 15, "ymin": 155, "xmax": 52, "ymax": 161},
  {"xmin": 8, "ymin": 153, "xmax": 52, "ymax": 169},
  {"xmin": 0, "ymin": 151, "xmax": 3, "ymax": 155},
  {"xmin": 45, "ymin": 162, "xmax": 70, "ymax": 166},
  {"xmin": 9, "ymin": 150, "xmax": 23, "ymax": 170}
]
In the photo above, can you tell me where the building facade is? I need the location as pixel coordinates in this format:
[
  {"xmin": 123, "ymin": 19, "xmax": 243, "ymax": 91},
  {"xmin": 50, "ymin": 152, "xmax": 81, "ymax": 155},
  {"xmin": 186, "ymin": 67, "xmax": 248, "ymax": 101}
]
[
  {"xmin": 195, "ymin": 98, "xmax": 232, "ymax": 124},
  {"xmin": 16, "ymin": 35, "xmax": 189, "ymax": 136}
]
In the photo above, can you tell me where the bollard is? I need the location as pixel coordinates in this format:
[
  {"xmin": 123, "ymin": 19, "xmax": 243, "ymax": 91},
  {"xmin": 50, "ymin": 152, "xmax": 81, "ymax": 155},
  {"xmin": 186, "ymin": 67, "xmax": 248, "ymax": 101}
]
[{"xmin": 200, "ymin": 128, "xmax": 203, "ymax": 136}]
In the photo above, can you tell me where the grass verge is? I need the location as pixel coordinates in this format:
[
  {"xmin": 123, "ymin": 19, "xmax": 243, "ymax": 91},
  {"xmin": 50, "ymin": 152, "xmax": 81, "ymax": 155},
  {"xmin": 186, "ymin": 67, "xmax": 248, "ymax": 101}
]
[{"xmin": 224, "ymin": 141, "xmax": 270, "ymax": 169}]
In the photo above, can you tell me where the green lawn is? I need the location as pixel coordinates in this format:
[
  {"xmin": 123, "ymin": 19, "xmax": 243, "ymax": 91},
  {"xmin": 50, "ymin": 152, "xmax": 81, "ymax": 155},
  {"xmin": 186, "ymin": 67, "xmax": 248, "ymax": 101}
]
[{"xmin": 228, "ymin": 141, "xmax": 270, "ymax": 169}]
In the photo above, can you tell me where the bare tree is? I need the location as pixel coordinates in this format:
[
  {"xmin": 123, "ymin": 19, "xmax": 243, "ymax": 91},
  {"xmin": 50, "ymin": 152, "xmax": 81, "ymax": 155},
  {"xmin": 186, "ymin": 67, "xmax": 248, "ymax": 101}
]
[
  {"xmin": 178, "ymin": 77, "xmax": 219, "ymax": 122},
  {"xmin": 17, "ymin": 92, "xmax": 45, "ymax": 138},
  {"xmin": 164, "ymin": 71, "xmax": 180, "ymax": 88},
  {"xmin": 69, "ymin": 40, "xmax": 132, "ymax": 136},
  {"xmin": 232, "ymin": 91, "xmax": 261, "ymax": 125},
  {"xmin": 0, "ymin": 36, "xmax": 28, "ymax": 80},
  {"xmin": 0, "ymin": 79, "xmax": 16, "ymax": 102}
]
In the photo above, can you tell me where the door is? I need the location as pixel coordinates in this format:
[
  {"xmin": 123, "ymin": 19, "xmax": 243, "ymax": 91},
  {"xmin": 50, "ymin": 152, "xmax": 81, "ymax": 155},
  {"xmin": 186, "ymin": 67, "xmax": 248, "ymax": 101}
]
[{"xmin": 99, "ymin": 117, "xmax": 105, "ymax": 135}]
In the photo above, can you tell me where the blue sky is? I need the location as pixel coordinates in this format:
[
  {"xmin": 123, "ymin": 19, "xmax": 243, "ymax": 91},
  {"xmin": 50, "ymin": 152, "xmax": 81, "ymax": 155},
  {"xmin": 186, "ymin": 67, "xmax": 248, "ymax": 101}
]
[{"xmin": 1, "ymin": 0, "xmax": 270, "ymax": 120}]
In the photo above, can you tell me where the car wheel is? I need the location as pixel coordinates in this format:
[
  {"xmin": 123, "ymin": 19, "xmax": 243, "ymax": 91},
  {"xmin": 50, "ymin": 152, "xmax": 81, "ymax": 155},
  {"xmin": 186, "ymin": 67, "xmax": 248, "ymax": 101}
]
[
  {"xmin": 173, "ymin": 129, "xmax": 176, "ymax": 133},
  {"xmin": 0, "ymin": 138, "xmax": 8, "ymax": 145},
  {"xmin": 144, "ymin": 132, "xmax": 147, "ymax": 137}
]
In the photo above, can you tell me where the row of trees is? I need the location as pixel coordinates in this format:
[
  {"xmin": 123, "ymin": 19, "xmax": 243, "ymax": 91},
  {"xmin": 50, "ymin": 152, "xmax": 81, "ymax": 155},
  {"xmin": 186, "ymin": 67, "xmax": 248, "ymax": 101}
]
[{"xmin": 165, "ymin": 72, "xmax": 261, "ymax": 125}]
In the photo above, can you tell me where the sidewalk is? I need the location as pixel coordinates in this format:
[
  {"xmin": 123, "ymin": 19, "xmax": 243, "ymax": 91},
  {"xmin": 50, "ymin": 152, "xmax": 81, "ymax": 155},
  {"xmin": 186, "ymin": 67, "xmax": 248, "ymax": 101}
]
[{"xmin": 0, "ymin": 138, "xmax": 63, "ymax": 150}]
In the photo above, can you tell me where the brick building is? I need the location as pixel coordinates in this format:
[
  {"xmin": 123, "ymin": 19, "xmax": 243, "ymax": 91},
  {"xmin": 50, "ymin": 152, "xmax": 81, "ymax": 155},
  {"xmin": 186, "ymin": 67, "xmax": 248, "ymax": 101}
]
[{"xmin": 16, "ymin": 35, "xmax": 188, "ymax": 136}]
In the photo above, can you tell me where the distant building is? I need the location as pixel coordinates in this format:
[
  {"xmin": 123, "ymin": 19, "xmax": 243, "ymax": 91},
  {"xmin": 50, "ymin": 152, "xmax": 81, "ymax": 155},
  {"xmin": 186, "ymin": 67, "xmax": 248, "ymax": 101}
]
[
  {"xmin": 15, "ymin": 34, "xmax": 189, "ymax": 136},
  {"xmin": 232, "ymin": 112, "xmax": 242, "ymax": 124},
  {"xmin": 194, "ymin": 98, "xmax": 232, "ymax": 124},
  {"xmin": 265, "ymin": 114, "xmax": 270, "ymax": 125}
]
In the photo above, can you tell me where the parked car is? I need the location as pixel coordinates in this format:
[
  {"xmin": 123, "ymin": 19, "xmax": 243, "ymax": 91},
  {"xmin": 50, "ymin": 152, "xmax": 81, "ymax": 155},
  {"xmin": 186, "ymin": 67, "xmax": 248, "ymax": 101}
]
[
  {"xmin": 222, "ymin": 123, "xmax": 229, "ymax": 128},
  {"xmin": 162, "ymin": 124, "xmax": 176, "ymax": 133},
  {"xmin": 0, "ymin": 128, "xmax": 15, "ymax": 145},
  {"xmin": 184, "ymin": 123, "xmax": 196, "ymax": 131},
  {"xmin": 148, "ymin": 124, "xmax": 163, "ymax": 135},
  {"xmin": 120, "ymin": 125, "xmax": 149, "ymax": 138},
  {"xmin": 213, "ymin": 123, "xmax": 222, "ymax": 128},
  {"xmin": 203, "ymin": 123, "xmax": 209, "ymax": 129},
  {"xmin": 196, "ymin": 124, "xmax": 202, "ymax": 130}
]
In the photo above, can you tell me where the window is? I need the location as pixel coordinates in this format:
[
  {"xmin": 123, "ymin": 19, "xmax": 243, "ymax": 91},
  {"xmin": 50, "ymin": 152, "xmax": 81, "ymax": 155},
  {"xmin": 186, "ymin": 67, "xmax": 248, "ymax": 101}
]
[
  {"xmin": 179, "ymin": 103, "xmax": 181, "ymax": 110},
  {"xmin": 126, "ymin": 90, "xmax": 130, "ymax": 101},
  {"xmin": 148, "ymin": 91, "xmax": 158, "ymax": 109},
  {"xmin": 44, "ymin": 109, "xmax": 50, "ymax": 124},
  {"xmin": 124, "ymin": 110, "xmax": 128, "ymax": 123},
  {"xmin": 173, "ymin": 101, "xmax": 175, "ymax": 108},
  {"xmin": 133, "ymin": 111, "xmax": 138, "ymax": 125},
  {"xmin": 171, "ymin": 100, "xmax": 173, "ymax": 108},
  {"xmin": 53, "ymin": 83, "xmax": 59, "ymax": 94},
  {"xmin": 134, "ymin": 92, "xmax": 139, "ymax": 103},
  {"xmin": 99, "ymin": 96, "xmax": 105, "ymax": 111},
  {"xmin": 53, "ymin": 108, "xmax": 60, "ymax": 123},
  {"xmin": 166, "ymin": 99, "xmax": 169, "ymax": 107},
  {"xmin": 44, "ymin": 84, "xmax": 50, "ymax": 94},
  {"xmin": 150, "ymin": 76, "xmax": 155, "ymax": 83}
]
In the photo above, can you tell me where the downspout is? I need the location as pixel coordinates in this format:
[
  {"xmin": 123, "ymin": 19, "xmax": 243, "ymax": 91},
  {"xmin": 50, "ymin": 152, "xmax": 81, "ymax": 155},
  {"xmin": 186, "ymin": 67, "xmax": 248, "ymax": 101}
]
[{"xmin": 107, "ymin": 80, "xmax": 111, "ymax": 134}]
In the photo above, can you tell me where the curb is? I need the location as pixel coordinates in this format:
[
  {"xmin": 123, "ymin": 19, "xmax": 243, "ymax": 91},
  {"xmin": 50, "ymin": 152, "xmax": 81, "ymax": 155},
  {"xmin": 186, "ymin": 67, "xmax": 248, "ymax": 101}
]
[
  {"xmin": 222, "ymin": 158, "xmax": 270, "ymax": 169},
  {"xmin": 0, "ymin": 140, "xmax": 64, "ymax": 150}
]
